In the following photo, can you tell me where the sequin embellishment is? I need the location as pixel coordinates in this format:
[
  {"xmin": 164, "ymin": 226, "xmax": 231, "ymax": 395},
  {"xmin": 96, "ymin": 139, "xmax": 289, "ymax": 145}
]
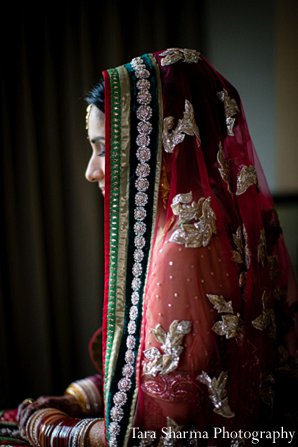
[
  {"xmin": 162, "ymin": 100, "xmax": 200, "ymax": 153},
  {"xmin": 143, "ymin": 320, "xmax": 192, "ymax": 376},
  {"xmin": 197, "ymin": 371, "xmax": 235, "ymax": 418},
  {"xmin": 170, "ymin": 192, "xmax": 216, "ymax": 248},
  {"xmin": 160, "ymin": 48, "xmax": 201, "ymax": 66},
  {"xmin": 236, "ymin": 165, "xmax": 258, "ymax": 196},
  {"xmin": 108, "ymin": 56, "xmax": 153, "ymax": 446},
  {"xmin": 217, "ymin": 88, "xmax": 239, "ymax": 136}
]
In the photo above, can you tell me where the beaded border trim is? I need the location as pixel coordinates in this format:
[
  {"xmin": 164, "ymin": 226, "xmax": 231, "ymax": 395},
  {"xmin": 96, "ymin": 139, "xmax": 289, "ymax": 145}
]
[{"xmin": 108, "ymin": 56, "xmax": 153, "ymax": 447}]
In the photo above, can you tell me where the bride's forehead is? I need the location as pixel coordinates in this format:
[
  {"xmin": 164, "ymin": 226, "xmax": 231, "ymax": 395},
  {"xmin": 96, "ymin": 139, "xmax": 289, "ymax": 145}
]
[{"xmin": 88, "ymin": 107, "xmax": 105, "ymax": 134}]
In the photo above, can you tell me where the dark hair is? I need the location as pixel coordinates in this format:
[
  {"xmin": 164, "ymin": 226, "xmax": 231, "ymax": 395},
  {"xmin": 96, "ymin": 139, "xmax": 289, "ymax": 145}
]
[{"xmin": 85, "ymin": 77, "xmax": 105, "ymax": 113}]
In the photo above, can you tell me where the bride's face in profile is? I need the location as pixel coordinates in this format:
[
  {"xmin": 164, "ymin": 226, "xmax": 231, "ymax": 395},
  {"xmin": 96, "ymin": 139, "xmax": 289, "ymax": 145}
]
[{"xmin": 85, "ymin": 105, "xmax": 105, "ymax": 195}]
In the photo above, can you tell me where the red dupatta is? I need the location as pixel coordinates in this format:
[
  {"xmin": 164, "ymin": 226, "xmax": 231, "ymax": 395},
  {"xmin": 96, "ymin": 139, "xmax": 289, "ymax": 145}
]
[{"xmin": 100, "ymin": 49, "xmax": 298, "ymax": 446}]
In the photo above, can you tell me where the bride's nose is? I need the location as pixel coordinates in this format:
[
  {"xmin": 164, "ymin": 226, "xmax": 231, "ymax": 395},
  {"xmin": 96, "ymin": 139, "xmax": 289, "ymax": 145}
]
[{"xmin": 85, "ymin": 156, "xmax": 104, "ymax": 183}]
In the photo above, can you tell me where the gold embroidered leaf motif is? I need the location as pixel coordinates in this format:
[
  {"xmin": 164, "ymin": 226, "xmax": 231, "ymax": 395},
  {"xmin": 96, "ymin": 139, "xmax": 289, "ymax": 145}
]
[
  {"xmin": 217, "ymin": 142, "xmax": 232, "ymax": 193},
  {"xmin": 257, "ymin": 229, "xmax": 267, "ymax": 267},
  {"xmin": 143, "ymin": 320, "xmax": 192, "ymax": 377},
  {"xmin": 137, "ymin": 439, "xmax": 155, "ymax": 447},
  {"xmin": 170, "ymin": 193, "xmax": 217, "ymax": 248},
  {"xmin": 171, "ymin": 191, "xmax": 200, "ymax": 221},
  {"xmin": 243, "ymin": 225, "xmax": 251, "ymax": 268},
  {"xmin": 197, "ymin": 371, "xmax": 235, "ymax": 418},
  {"xmin": 162, "ymin": 100, "xmax": 200, "ymax": 153},
  {"xmin": 157, "ymin": 417, "xmax": 183, "ymax": 447},
  {"xmin": 212, "ymin": 314, "xmax": 242, "ymax": 339},
  {"xmin": 217, "ymin": 89, "xmax": 239, "ymax": 136},
  {"xmin": 252, "ymin": 291, "xmax": 276, "ymax": 338},
  {"xmin": 206, "ymin": 294, "xmax": 234, "ymax": 314},
  {"xmin": 160, "ymin": 48, "xmax": 201, "ymax": 66},
  {"xmin": 236, "ymin": 165, "xmax": 258, "ymax": 196},
  {"xmin": 207, "ymin": 294, "xmax": 243, "ymax": 339},
  {"xmin": 232, "ymin": 226, "xmax": 245, "ymax": 264},
  {"xmin": 232, "ymin": 225, "xmax": 250, "ymax": 287}
]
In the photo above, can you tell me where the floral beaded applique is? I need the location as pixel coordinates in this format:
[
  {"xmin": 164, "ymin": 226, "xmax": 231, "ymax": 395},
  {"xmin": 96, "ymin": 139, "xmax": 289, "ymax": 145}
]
[
  {"xmin": 160, "ymin": 48, "xmax": 201, "ymax": 66},
  {"xmin": 217, "ymin": 88, "xmax": 239, "ymax": 136},
  {"xmin": 206, "ymin": 294, "xmax": 243, "ymax": 339},
  {"xmin": 143, "ymin": 320, "xmax": 192, "ymax": 376},
  {"xmin": 162, "ymin": 100, "xmax": 200, "ymax": 153},
  {"xmin": 170, "ymin": 192, "xmax": 217, "ymax": 248},
  {"xmin": 197, "ymin": 370, "xmax": 235, "ymax": 418},
  {"xmin": 236, "ymin": 165, "xmax": 258, "ymax": 195}
]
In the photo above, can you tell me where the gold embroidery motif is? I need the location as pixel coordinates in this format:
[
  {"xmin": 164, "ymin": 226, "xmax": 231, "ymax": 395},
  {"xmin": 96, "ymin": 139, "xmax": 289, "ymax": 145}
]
[
  {"xmin": 163, "ymin": 100, "xmax": 200, "ymax": 153},
  {"xmin": 232, "ymin": 225, "xmax": 250, "ymax": 287},
  {"xmin": 197, "ymin": 371, "xmax": 235, "ymax": 418},
  {"xmin": 143, "ymin": 320, "xmax": 192, "ymax": 377},
  {"xmin": 160, "ymin": 48, "xmax": 201, "ymax": 66},
  {"xmin": 206, "ymin": 294, "xmax": 242, "ymax": 339},
  {"xmin": 243, "ymin": 226, "xmax": 250, "ymax": 268},
  {"xmin": 257, "ymin": 229, "xmax": 267, "ymax": 267},
  {"xmin": 213, "ymin": 314, "xmax": 242, "ymax": 339},
  {"xmin": 157, "ymin": 417, "xmax": 183, "ymax": 447},
  {"xmin": 252, "ymin": 291, "xmax": 276, "ymax": 338},
  {"xmin": 259, "ymin": 373, "xmax": 275, "ymax": 407},
  {"xmin": 217, "ymin": 88, "xmax": 239, "ymax": 136},
  {"xmin": 230, "ymin": 440, "xmax": 247, "ymax": 447},
  {"xmin": 236, "ymin": 165, "xmax": 258, "ymax": 195},
  {"xmin": 160, "ymin": 163, "xmax": 170, "ymax": 210},
  {"xmin": 170, "ymin": 192, "xmax": 216, "ymax": 248},
  {"xmin": 232, "ymin": 226, "xmax": 245, "ymax": 264},
  {"xmin": 137, "ymin": 439, "xmax": 154, "ymax": 447},
  {"xmin": 206, "ymin": 294, "xmax": 234, "ymax": 314},
  {"xmin": 217, "ymin": 142, "xmax": 232, "ymax": 193}
]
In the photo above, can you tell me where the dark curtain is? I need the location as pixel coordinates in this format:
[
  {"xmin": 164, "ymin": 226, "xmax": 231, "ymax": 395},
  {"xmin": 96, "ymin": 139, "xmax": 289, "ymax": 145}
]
[{"xmin": 0, "ymin": 0, "xmax": 206, "ymax": 408}]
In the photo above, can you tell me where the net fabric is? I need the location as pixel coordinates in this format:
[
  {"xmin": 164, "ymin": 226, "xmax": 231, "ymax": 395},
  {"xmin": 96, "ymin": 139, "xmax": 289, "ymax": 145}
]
[{"xmin": 131, "ymin": 51, "xmax": 298, "ymax": 436}]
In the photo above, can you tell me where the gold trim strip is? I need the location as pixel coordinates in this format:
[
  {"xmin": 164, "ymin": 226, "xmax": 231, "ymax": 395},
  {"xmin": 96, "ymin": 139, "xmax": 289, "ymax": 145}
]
[{"xmin": 105, "ymin": 65, "xmax": 131, "ymax": 408}]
